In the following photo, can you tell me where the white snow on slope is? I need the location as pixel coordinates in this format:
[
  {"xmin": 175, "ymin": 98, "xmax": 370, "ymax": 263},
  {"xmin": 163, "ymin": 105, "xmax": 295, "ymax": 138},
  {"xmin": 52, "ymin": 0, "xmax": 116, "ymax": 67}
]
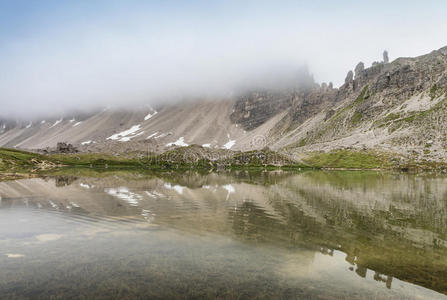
[
  {"xmin": 223, "ymin": 135, "xmax": 236, "ymax": 149},
  {"xmin": 155, "ymin": 132, "xmax": 171, "ymax": 139},
  {"xmin": 119, "ymin": 131, "xmax": 144, "ymax": 142},
  {"xmin": 50, "ymin": 118, "xmax": 63, "ymax": 128},
  {"xmin": 41, "ymin": 120, "xmax": 46, "ymax": 124},
  {"xmin": 81, "ymin": 140, "xmax": 93, "ymax": 145},
  {"xmin": 202, "ymin": 143, "xmax": 211, "ymax": 148},
  {"xmin": 107, "ymin": 124, "xmax": 141, "ymax": 141},
  {"xmin": 73, "ymin": 121, "xmax": 82, "ymax": 127},
  {"xmin": 25, "ymin": 122, "xmax": 32, "ymax": 129},
  {"xmin": 147, "ymin": 132, "xmax": 159, "ymax": 139},
  {"xmin": 166, "ymin": 137, "xmax": 188, "ymax": 147},
  {"xmin": 144, "ymin": 110, "xmax": 158, "ymax": 121}
]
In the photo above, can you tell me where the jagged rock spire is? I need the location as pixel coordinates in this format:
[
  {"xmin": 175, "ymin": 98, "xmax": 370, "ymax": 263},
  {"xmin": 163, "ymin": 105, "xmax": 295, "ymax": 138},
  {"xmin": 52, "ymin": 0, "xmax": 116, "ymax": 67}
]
[
  {"xmin": 344, "ymin": 70, "xmax": 354, "ymax": 84},
  {"xmin": 383, "ymin": 50, "xmax": 389, "ymax": 63},
  {"xmin": 355, "ymin": 62, "xmax": 365, "ymax": 78}
]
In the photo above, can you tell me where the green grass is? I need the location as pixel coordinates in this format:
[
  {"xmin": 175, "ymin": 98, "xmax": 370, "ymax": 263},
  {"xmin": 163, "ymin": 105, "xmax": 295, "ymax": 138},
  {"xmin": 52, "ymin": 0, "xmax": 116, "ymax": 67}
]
[
  {"xmin": 50, "ymin": 153, "xmax": 143, "ymax": 167},
  {"xmin": 351, "ymin": 111, "xmax": 363, "ymax": 125},
  {"xmin": 0, "ymin": 148, "xmax": 47, "ymax": 171},
  {"xmin": 329, "ymin": 85, "xmax": 370, "ymax": 125},
  {"xmin": 353, "ymin": 85, "xmax": 369, "ymax": 105},
  {"xmin": 383, "ymin": 112, "xmax": 401, "ymax": 122},
  {"xmin": 0, "ymin": 147, "xmax": 310, "ymax": 175},
  {"xmin": 303, "ymin": 149, "xmax": 393, "ymax": 169},
  {"xmin": 298, "ymin": 138, "xmax": 307, "ymax": 147},
  {"xmin": 2, "ymin": 146, "xmax": 447, "ymax": 176},
  {"xmin": 430, "ymin": 84, "xmax": 440, "ymax": 100}
]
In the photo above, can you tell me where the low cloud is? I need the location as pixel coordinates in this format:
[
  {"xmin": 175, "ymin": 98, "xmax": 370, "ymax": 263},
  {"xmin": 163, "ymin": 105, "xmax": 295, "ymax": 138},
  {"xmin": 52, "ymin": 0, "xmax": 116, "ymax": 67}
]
[{"xmin": 1, "ymin": 1, "xmax": 446, "ymax": 119}]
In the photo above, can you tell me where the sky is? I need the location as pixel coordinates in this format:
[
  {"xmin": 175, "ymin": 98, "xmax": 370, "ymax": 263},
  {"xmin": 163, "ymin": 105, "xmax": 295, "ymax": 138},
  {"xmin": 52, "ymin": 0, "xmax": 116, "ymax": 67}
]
[{"xmin": 1, "ymin": 0, "xmax": 447, "ymax": 119}]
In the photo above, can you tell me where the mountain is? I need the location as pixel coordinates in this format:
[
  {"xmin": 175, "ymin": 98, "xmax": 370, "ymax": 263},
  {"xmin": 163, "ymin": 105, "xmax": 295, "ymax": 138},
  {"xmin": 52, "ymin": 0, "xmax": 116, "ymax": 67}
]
[{"xmin": 1, "ymin": 46, "xmax": 447, "ymax": 162}]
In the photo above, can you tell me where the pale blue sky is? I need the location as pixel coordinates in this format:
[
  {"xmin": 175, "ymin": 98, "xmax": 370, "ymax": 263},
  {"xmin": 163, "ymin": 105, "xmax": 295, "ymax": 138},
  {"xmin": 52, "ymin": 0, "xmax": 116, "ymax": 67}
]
[{"xmin": 1, "ymin": 0, "xmax": 447, "ymax": 117}]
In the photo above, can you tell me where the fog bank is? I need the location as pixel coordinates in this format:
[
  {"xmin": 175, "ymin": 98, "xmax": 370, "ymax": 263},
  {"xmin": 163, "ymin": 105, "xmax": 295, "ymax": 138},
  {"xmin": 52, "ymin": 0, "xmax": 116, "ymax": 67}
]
[{"xmin": 1, "ymin": 1, "xmax": 447, "ymax": 119}]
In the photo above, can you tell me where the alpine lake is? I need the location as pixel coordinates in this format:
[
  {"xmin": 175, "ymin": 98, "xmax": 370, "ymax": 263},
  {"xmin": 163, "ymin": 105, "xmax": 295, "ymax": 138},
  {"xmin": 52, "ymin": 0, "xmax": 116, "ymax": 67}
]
[{"xmin": 0, "ymin": 169, "xmax": 446, "ymax": 299}]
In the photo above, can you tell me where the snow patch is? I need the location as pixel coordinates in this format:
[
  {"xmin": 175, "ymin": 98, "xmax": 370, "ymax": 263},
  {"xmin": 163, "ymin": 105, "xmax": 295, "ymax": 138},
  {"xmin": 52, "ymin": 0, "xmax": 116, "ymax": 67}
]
[
  {"xmin": 41, "ymin": 120, "xmax": 46, "ymax": 124},
  {"xmin": 73, "ymin": 121, "xmax": 82, "ymax": 127},
  {"xmin": 25, "ymin": 122, "xmax": 32, "ymax": 129},
  {"xmin": 119, "ymin": 131, "xmax": 144, "ymax": 142},
  {"xmin": 144, "ymin": 108, "xmax": 158, "ymax": 121},
  {"xmin": 223, "ymin": 136, "xmax": 236, "ymax": 150},
  {"xmin": 202, "ymin": 143, "xmax": 211, "ymax": 148},
  {"xmin": 166, "ymin": 137, "xmax": 188, "ymax": 147},
  {"xmin": 81, "ymin": 140, "xmax": 93, "ymax": 145},
  {"xmin": 80, "ymin": 183, "xmax": 90, "ymax": 189},
  {"xmin": 107, "ymin": 125, "xmax": 142, "ymax": 141},
  {"xmin": 155, "ymin": 132, "xmax": 171, "ymax": 139},
  {"xmin": 146, "ymin": 132, "xmax": 159, "ymax": 139},
  {"xmin": 50, "ymin": 118, "xmax": 63, "ymax": 128}
]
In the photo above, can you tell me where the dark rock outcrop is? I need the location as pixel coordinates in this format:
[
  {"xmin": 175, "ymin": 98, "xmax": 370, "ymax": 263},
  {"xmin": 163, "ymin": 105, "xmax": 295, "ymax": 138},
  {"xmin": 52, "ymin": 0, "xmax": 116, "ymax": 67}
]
[
  {"xmin": 56, "ymin": 142, "xmax": 78, "ymax": 153},
  {"xmin": 230, "ymin": 90, "xmax": 294, "ymax": 130},
  {"xmin": 355, "ymin": 62, "xmax": 365, "ymax": 78},
  {"xmin": 345, "ymin": 70, "xmax": 354, "ymax": 84}
]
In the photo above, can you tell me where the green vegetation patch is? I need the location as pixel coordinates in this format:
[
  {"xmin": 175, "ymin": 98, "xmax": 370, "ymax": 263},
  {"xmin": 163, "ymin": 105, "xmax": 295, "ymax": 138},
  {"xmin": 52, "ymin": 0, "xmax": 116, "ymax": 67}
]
[
  {"xmin": 351, "ymin": 111, "xmax": 363, "ymax": 125},
  {"xmin": 330, "ymin": 85, "xmax": 370, "ymax": 124},
  {"xmin": 50, "ymin": 153, "xmax": 142, "ymax": 167},
  {"xmin": 430, "ymin": 84, "xmax": 440, "ymax": 100},
  {"xmin": 0, "ymin": 146, "xmax": 310, "ymax": 176},
  {"xmin": 0, "ymin": 148, "xmax": 49, "ymax": 172},
  {"xmin": 303, "ymin": 149, "xmax": 393, "ymax": 169},
  {"xmin": 383, "ymin": 112, "xmax": 401, "ymax": 122},
  {"xmin": 353, "ymin": 85, "xmax": 370, "ymax": 105}
]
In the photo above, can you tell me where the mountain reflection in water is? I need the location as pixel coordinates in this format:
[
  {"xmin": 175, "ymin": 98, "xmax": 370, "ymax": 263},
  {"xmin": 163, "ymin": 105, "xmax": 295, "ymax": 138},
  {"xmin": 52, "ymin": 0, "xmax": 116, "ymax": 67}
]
[{"xmin": 0, "ymin": 170, "xmax": 446, "ymax": 299}]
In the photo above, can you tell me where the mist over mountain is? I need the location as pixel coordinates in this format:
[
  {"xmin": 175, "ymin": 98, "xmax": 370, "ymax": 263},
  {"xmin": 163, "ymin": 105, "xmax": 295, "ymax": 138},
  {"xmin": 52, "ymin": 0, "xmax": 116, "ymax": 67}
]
[{"xmin": 2, "ymin": 1, "xmax": 447, "ymax": 119}]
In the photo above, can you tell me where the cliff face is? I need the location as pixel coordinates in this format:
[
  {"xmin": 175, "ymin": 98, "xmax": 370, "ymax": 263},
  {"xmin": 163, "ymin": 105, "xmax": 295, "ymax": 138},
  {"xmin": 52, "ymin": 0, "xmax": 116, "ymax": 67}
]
[
  {"xmin": 229, "ymin": 90, "xmax": 293, "ymax": 130},
  {"xmin": 271, "ymin": 46, "xmax": 447, "ymax": 161},
  {"xmin": 1, "ymin": 46, "xmax": 447, "ymax": 161}
]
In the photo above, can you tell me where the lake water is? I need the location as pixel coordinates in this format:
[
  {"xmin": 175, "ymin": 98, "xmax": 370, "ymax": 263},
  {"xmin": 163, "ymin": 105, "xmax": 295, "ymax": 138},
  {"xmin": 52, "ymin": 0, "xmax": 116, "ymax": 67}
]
[{"xmin": 0, "ymin": 170, "xmax": 446, "ymax": 299}]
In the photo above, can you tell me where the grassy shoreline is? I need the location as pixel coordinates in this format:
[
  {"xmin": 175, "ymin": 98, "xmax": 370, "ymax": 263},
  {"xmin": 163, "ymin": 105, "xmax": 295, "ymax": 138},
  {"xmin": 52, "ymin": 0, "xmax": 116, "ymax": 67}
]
[{"xmin": 1, "ymin": 147, "xmax": 447, "ymax": 181}]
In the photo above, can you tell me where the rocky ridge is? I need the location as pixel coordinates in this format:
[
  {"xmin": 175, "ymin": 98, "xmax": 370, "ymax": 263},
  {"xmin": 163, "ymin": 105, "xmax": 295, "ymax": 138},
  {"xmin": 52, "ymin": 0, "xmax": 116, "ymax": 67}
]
[{"xmin": 1, "ymin": 46, "xmax": 447, "ymax": 163}]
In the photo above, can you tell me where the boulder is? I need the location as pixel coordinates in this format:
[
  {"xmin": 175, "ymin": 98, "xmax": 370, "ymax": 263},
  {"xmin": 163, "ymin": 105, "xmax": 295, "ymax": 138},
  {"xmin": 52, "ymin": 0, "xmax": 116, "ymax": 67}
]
[{"xmin": 56, "ymin": 142, "xmax": 78, "ymax": 153}]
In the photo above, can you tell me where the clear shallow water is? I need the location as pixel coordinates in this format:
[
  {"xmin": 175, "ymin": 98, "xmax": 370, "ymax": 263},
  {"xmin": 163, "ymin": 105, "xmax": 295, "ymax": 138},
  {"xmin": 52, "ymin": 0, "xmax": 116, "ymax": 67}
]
[{"xmin": 0, "ymin": 170, "xmax": 446, "ymax": 299}]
